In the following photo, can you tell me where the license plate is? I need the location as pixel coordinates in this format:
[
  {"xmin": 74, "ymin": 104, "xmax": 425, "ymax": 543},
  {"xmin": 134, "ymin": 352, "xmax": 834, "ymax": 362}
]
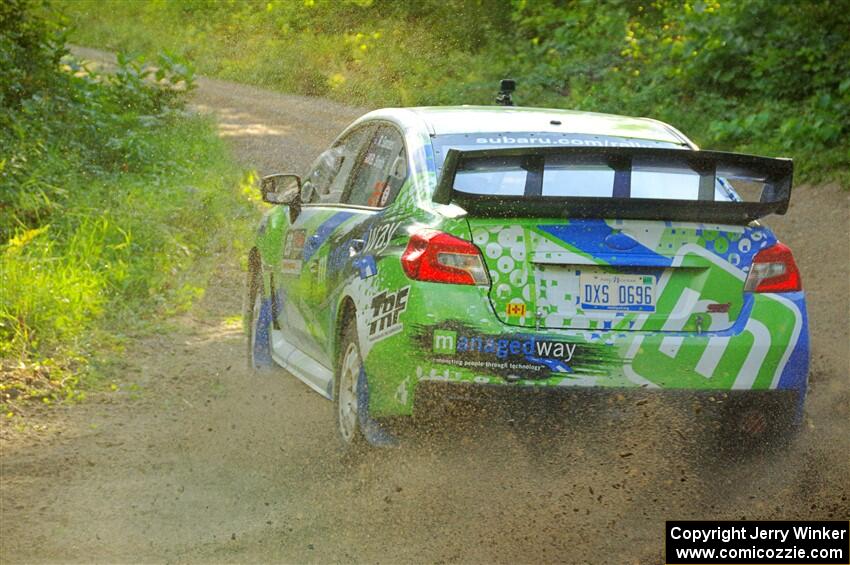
[{"xmin": 579, "ymin": 273, "xmax": 656, "ymax": 312}]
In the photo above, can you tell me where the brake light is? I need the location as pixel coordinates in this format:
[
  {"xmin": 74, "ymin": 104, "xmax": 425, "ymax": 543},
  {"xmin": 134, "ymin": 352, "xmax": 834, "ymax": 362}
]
[
  {"xmin": 744, "ymin": 242, "xmax": 801, "ymax": 293},
  {"xmin": 401, "ymin": 229, "xmax": 489, "ymax": 286}
]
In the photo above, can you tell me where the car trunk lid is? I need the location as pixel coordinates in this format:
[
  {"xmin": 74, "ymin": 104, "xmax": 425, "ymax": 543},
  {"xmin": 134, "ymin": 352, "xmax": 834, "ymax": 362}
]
[
  {"xmin": 468, "ymin": 218, "xmax": 763, "ymax": 333},
  {"xmin": 432, "ymin": 145, "xmax": 792, "ymax": 334}
]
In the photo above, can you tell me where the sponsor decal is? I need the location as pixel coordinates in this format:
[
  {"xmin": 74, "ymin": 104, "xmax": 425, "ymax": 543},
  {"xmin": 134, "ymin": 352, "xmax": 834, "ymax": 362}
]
[
  {"xmin": 432, "ymin": 329, "xmax": 457, "ymax": 355},
  {"xmin": 281, "ymin": 229, "xmax": 306, "ymax": 274},
  {"xmin": 473, "ymin": 135, "xmax": 663, "ymax": 148},
  {"xmin": 367, "ymin": 181, "xmax": 388, "ymax": 207},
  {"xmin": 325, "ymin": 220, "xmax": 401, "ymax": 280},
  {"xmin": 378, "ymin": 182, "xmax": 393, "ymax": 207},
  {"xmin": 281, "ymin": 259, "xmax": 302, "ymax": 275},
  {"xmin": 506, "ymin": 302, "xmax": 526, "ymax": 317},
  {"xmin": 433, "ymin": 331, "xmax": 577, "ymax": 362},
  {"xmin": 315, "ymin": 254, "xmax": 328, "ymax": 283},
  {"xmin": 413, "ymin": 321, "xmax": 617, "ymax": 379},
  {"xmin": 363, "ymin": 150, "xmax": 386, "ymax": 169},
  {"xmin": 368, "ymin": 286, "xmax": 410, "ymax": 342},
  {"xmin": 283, "ymin": 229, "xmax": 306, "ymax": 258},
  {"xmin": 363, "ymin": 221, "xmax": 402, "ymax": 254},
  {"xmin": 353, "ymin": 255, "xmax": 378, "ymax": 279}
]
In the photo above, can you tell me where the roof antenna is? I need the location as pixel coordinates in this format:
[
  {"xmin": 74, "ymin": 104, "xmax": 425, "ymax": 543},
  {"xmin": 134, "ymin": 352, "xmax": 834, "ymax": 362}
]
[{"xmin": 496, "ymin": 79, "xmax": 516, "ymax": 106}]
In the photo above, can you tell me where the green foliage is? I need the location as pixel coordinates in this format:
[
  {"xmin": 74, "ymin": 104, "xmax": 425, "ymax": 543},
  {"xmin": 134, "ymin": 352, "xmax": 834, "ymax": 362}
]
[
  {"xmin": 1, "ymin": 1, "xmax": 253, "ymax": 407},
  {"xmin": 1, "ymin": 4, "xmax": 198, "ymax": 235},
  {"xmin": 60, "ymin": 0, "xmax": 849, "ymax": 185},
  {"xmin": 502, "ymin": 0, "xmax": 850, "ymax": 183},
  {"xmin": 0, "ymin": 0, "xmax": 66, "ymax": 110}
]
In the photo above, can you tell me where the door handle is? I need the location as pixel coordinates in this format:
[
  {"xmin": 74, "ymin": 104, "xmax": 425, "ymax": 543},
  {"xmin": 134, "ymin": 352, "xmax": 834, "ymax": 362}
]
[
  {"xmin": 308, "ymin": 234, "xmax": 321, "ymax": 245},
  {"xmin": 349, "ymin": 239, "xmax": 365, "ymax": 257}
]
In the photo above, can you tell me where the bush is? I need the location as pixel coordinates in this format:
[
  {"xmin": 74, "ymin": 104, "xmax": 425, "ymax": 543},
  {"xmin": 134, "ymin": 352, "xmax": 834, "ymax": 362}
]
[
  {"xmin": 0, "ymin": 0, "xmax": 252, "ymax": 409},
  {"xmin": 503, "ymin": 0, "xmax": 850, "ymax": 184}
]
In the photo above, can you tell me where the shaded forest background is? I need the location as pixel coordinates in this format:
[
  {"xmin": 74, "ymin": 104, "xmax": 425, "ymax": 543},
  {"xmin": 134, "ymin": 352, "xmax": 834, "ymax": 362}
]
[{"xmin": 62, "ymin": 0, "xmax": 850, "ymax": 184}]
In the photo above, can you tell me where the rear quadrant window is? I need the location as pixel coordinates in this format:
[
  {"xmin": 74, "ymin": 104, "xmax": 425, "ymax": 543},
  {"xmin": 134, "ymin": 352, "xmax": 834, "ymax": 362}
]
[{"xmin": 343, "ymin": 126, "xmax": 408, "ymax": 208}]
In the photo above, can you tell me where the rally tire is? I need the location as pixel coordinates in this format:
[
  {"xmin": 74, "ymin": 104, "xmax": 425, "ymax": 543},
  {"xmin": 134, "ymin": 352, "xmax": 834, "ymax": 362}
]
[{"xmin": 334, "ymin": 317, "xmax": 369, "ymax": 454}]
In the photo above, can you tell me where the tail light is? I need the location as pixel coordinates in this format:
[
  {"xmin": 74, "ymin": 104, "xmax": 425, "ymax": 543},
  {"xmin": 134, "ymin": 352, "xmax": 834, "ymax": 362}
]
[
  {"xmin": 401, "ymin": 229, "xmax": 489, "ymax": 286},
  {"xmin": 744, "ymin": 242, "xmax": 801, "ymax": 293}
]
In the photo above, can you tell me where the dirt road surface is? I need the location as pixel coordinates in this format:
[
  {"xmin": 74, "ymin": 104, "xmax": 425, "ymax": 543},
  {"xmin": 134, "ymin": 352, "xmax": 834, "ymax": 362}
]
[{"xmin": 2, "ymin": 48, "xmax": 848, "ymax": 564}]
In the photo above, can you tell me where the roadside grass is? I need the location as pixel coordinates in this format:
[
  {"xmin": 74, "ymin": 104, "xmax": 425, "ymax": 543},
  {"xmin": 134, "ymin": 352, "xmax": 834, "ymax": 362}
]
[
  {"xmin": 0, "ymin": 2, "xmax": 257, "ymax": 419},
  {"xmin": 1, "ymin": 115, "xmax": 256, "ymax": 418}
]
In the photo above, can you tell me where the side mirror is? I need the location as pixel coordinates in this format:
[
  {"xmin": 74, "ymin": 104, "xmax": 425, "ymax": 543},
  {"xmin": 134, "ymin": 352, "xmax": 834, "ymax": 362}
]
[{"xmin": 260, "ymin": 173, "xmax": 301, "ymax": 205}]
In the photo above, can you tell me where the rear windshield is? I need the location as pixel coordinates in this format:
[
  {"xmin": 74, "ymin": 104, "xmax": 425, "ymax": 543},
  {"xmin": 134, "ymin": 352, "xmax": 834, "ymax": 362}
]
[{"xmin": 432, "ymin": 133, "xmax": 740, "ymax": 202}]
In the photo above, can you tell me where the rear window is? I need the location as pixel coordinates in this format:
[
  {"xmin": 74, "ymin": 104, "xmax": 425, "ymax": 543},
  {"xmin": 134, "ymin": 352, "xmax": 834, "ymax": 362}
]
[
  {"xmin": 542, "ymin": 159, "xmax": 615, "ymax": 197},
  {"xmin": 454, "ymin": 163, "xmax": 527, "ymax": 196},
  {"xmin": 454, "ymin": 160, "xmax": 619, "ymax": 198},
  {"xmin": 434, "ymin": 133, "xmax": 740, "ymax": 202}
]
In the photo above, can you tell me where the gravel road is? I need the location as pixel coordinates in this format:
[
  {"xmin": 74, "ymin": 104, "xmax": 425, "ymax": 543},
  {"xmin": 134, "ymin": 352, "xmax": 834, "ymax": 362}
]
[{"xmin": 1, "ymin": 47, "xmax": 847, "ymax": 564}]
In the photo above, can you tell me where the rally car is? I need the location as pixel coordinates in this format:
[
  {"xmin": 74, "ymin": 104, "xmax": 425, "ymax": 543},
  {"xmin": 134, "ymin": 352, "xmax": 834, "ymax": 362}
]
[{"xmin": 245, "ymin": 102, "xmax": 808, "ymax": 452}]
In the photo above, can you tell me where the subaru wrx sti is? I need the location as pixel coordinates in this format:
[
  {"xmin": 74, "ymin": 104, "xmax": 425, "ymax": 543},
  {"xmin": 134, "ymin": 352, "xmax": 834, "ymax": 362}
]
[{"xmin": 246, "ymin": 104, "xmax": 808, "ymax": 452}]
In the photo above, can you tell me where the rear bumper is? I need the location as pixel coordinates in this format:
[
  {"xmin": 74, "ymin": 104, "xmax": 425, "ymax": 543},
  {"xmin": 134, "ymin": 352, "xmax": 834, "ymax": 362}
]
[{"xmin": 362, "ymin": 287, "xmax": 809, "ymax": 418}]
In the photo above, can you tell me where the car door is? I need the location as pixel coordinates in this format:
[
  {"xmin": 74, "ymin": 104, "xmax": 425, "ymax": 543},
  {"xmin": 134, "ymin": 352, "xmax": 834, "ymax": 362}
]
[
  {"xmin": 293, "ymin": 124, "xmax": 410, "ymax": 367},
  {"xmin": 275, "ymin": 126, "xmax": 375, "ymax": 360},
  {"xmin": 275, "ymin": 124, "xmax": 375, "ymax": 363}
]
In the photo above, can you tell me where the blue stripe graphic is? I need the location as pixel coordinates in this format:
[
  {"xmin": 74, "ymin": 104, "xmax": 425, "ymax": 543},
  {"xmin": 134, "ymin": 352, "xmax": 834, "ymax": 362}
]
[
  {"xmin": 302, "ymin": 211, "xmax": 356, "ymax": 262},
  {"xmin": 538, "ymin": 220, "xmax": 673, "ymax": 267}
]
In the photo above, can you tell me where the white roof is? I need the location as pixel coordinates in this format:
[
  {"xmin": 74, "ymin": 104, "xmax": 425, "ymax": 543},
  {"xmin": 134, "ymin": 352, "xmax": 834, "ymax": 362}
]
[{"xmin": 407, "ymin": 105, "xmax": 689, "ymax": 144}]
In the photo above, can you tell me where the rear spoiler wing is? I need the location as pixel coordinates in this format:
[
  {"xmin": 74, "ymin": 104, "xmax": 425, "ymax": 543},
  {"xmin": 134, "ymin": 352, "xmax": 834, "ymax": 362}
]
[{"xmin": 432, "ymin": 146, "xmax": 793, "ymax": 224}]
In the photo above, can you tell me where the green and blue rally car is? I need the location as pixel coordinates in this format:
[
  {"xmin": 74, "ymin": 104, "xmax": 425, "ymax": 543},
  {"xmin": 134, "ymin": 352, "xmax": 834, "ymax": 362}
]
[{"xmin": 246, "ymin": 99, "xmax": 808, "ymax": 451}]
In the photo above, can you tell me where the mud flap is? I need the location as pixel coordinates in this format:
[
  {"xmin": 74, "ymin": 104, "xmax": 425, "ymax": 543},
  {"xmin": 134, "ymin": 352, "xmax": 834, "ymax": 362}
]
[{"xmin": 357, "ymin": 368, "xmax": 398, "ymax": 447}]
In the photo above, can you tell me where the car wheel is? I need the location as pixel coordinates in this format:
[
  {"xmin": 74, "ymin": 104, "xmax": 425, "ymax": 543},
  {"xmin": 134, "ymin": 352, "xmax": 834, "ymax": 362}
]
[{"xmin": 334, "ymin": 317, "xmax": 368, "ymax": 453}]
